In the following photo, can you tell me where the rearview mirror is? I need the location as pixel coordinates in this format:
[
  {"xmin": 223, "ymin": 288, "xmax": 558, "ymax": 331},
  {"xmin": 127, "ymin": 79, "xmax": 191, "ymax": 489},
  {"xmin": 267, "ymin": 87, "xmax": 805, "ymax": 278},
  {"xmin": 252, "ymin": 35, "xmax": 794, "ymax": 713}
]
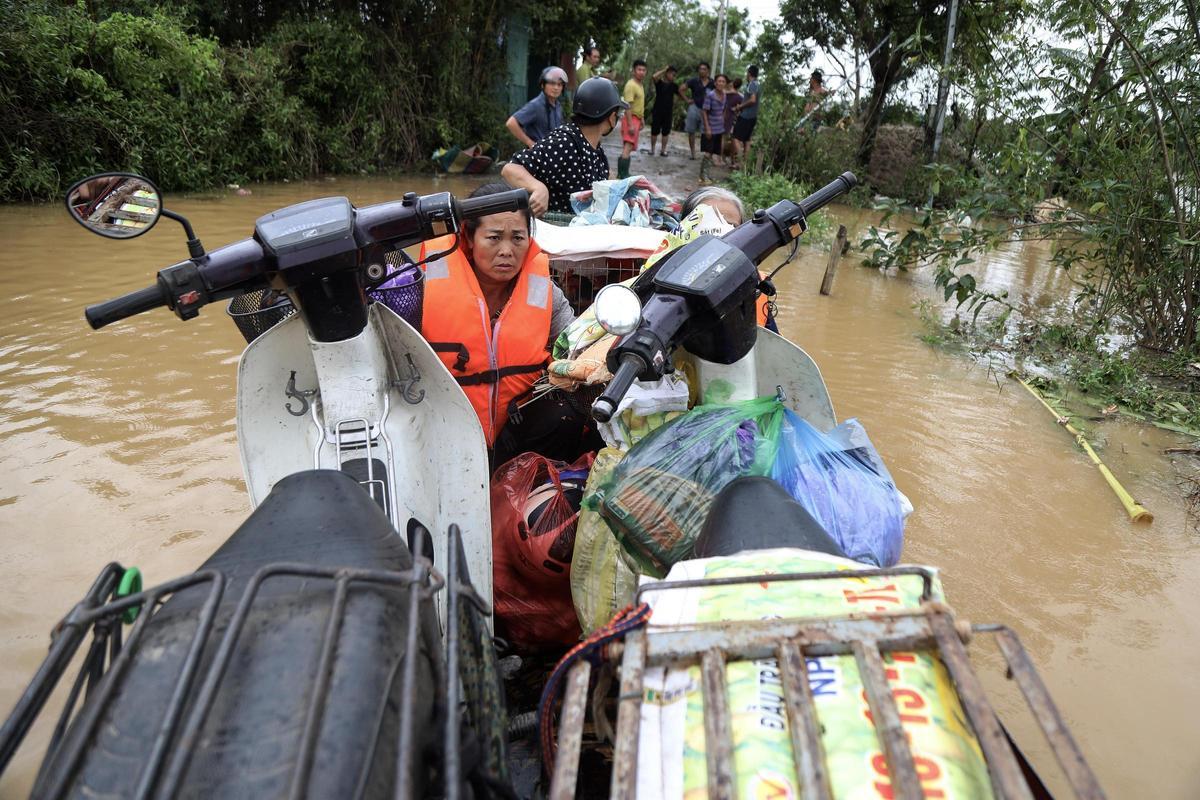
[
  {"xmin": 65, "ymin": 173, "xmax": 162, "ymax": 239},
  {"xmin": 593, "ymin": 283, "xmax": 642, "ymax": 336}
]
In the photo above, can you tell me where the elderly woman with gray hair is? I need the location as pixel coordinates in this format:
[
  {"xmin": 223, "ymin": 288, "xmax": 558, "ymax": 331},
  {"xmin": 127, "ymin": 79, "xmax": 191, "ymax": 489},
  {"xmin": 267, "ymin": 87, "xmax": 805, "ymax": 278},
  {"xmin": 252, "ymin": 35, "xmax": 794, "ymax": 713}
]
[
  {"xmin": 681, "ymin": 186, "xmax": 746, "ymax": 226},
  {"xmin": 663, "ymin": 187, "xmax": 777, "ymax": 331}
]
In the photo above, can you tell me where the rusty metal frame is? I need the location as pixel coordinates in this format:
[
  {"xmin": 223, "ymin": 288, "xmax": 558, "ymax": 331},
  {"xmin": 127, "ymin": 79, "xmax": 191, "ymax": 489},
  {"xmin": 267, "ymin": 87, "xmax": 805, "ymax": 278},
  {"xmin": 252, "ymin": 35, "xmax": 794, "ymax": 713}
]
[{"xmin": 551, "ymin": 567, "xmax": 1106, "ymax": 800}]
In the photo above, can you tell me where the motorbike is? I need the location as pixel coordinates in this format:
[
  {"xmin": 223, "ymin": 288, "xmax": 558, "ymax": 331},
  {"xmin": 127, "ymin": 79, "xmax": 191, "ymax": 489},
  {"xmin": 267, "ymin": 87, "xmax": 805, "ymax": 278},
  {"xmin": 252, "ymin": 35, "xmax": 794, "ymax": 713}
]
[{"xmin": 0, "ymin": 171, "xmax": 1104, "ymax": 799}]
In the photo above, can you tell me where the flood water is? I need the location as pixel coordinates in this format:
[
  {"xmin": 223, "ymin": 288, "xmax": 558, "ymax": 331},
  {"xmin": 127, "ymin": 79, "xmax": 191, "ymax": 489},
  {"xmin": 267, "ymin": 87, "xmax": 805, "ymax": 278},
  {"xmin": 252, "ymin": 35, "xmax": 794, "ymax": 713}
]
[{"xmin": 1, "ymin": 176, "xmax": 1197, "ymax": 797}]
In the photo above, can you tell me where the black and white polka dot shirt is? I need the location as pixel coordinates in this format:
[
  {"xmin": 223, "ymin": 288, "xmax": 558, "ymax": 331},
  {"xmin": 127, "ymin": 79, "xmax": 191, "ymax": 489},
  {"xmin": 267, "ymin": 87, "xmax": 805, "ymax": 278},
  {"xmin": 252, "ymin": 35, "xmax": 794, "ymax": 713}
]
[{"xmin": 510, "ymin": 122, "xmax": 609, "ymax": 213}]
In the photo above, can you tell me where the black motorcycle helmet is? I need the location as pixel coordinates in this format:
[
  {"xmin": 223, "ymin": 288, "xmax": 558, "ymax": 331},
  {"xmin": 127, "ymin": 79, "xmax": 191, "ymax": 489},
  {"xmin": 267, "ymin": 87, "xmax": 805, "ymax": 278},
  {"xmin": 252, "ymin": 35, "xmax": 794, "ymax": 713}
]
[{"xmin": 573, "ymin": 77, "xmax": 629, "ymax": 123}]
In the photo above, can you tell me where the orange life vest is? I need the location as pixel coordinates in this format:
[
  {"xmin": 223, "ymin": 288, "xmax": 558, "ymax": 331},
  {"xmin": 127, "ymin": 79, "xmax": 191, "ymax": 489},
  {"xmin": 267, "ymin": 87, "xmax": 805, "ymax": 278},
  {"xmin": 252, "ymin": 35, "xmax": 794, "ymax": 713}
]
[
  {"xmin": 755, "ymin": 285, "xmax": 771, "ymax": 327},
  {"xmin": 420, "ymin": 235, "xmax": 552, "ymax": 445}
]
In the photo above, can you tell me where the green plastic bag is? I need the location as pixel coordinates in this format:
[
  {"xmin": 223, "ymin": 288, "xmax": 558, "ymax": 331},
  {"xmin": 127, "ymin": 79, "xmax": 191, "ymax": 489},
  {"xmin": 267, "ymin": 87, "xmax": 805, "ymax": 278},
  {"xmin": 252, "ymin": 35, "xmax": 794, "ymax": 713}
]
[{"xmin": 589, "ymin": 396, "xmax": 784, "ymax": 577}]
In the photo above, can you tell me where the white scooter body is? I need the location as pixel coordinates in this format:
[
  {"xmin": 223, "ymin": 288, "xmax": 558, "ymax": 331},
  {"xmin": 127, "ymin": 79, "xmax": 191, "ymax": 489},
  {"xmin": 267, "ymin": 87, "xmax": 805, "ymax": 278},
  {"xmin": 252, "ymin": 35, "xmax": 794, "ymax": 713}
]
[
  {"xmin": 235, "ymin": 302, "xmax": 493, "ymax": 616},
  {"xmin": 231, "ymin": 205, "xmax": 837, "ymax": 633},
  {"xmin": 684, "ymin": 327, "xmax": 836, "ymax": 430}
]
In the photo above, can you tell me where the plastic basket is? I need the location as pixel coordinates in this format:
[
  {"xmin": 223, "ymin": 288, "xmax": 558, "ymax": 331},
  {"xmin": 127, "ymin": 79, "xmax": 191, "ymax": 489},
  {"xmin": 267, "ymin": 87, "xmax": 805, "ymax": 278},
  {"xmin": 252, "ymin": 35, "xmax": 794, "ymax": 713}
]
[
  {"xmin": 368, "ymin": 255, "xmax": 424, "ymax": 332},
  {"xmin": 227, "ymin": 290, "xmax": 297, "ymax": 344},
  {"xmin": 541, "ymin": 211, "xmax": 576, "ymax": 227},
  {"xmin": 549, "ymin": 256, "xmax": 644, "ymax": 313}
]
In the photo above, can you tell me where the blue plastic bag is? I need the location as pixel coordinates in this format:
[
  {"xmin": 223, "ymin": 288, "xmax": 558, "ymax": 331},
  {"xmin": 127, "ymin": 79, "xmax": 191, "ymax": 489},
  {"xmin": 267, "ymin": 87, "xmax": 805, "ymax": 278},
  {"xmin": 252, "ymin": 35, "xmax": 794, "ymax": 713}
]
[{"xmin": 770, "ymin": 411, "xmax": 905, "ymax": 566}]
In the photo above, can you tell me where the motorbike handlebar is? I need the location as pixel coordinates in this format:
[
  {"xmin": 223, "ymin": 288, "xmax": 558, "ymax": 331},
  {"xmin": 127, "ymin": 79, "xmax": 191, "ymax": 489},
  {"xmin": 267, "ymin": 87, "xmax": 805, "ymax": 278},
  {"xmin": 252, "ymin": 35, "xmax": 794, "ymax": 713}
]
[
  {"xmin": 85, "ymin": 284, "xmax": 168, "ymax": 330},
  {"xmin": 590, "ymin": 171, "xmax": 859, "ymax": 419},
  {"xmin": 83, "ymin": 189, "xmax": 527, "ymax": 330},
  {"xmin": 591, "ymin": 353, "xmax": 645, "ymax": 423},
  {"xmin": 457, "ymin": 188, "xmax": 529, "ymax": 221},
  {"xmin": 798, "ymin": 171, "xmax": 858, "ymax": 217}
]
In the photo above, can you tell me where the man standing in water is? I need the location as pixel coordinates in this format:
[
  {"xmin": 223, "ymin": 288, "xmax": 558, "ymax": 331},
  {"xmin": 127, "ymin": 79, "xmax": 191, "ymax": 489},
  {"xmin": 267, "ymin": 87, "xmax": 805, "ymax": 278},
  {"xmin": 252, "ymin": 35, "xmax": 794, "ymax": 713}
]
[
  {"xmin": 618, "ymin": 60, "xmax": 647, "ymax": 179},
  {"xmin": 678, "ymin": 62, "xmax": 711, "ymax": 160}
]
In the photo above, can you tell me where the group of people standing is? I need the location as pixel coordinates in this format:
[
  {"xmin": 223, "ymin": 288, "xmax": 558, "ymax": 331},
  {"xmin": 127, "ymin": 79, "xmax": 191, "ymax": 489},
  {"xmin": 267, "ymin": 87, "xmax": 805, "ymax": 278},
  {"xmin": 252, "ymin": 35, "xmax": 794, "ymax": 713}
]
[
  {"xmin": 673, "ymin": 62, "xmax": 761, "ymax": 181},
  {"xmin": 606, "ymin": 56, "xmax": 763, "ymax": 181},
  {"xmin": 501, "ymin": 47, "xmax": 763, "ymax": 189},
  {"xmin": 630, "ymin": 59, "xmax": 763, "ymax": 183}
]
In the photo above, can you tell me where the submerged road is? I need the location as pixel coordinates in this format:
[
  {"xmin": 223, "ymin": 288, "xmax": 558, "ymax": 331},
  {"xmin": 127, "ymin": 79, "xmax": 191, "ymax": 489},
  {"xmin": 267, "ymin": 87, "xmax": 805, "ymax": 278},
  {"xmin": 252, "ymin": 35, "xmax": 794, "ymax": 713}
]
[{"xmin": 0, "ymin": 170, "xmax": 1196, "ymax": 796}]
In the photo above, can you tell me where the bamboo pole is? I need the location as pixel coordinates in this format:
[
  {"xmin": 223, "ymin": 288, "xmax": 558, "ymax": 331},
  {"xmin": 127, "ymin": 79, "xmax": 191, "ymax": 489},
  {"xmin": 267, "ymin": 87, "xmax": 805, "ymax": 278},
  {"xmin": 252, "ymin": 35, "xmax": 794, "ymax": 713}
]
[
  {"xmin": 820, "ymin": 225, "xmax": 848, "ymax": 296},
  {"xmin": 1015, "ymin": 376, "xmax": 1153, "ymax": 523}
]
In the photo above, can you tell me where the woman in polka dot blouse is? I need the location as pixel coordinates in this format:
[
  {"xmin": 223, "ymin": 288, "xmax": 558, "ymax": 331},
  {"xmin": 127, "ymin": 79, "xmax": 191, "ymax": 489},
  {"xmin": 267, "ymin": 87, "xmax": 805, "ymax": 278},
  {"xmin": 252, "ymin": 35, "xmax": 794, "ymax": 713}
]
[{"xmin": 502, "ymin": 78, "xmax": 628, "ymax": 216}]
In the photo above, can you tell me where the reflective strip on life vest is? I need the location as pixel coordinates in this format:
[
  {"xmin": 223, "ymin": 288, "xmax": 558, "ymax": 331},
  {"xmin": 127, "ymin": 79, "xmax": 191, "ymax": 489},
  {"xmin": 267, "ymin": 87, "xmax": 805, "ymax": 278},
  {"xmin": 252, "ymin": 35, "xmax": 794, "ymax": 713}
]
[{"xmin": 526, "ymin": 273, "xmax": 550, "ymax": 309}]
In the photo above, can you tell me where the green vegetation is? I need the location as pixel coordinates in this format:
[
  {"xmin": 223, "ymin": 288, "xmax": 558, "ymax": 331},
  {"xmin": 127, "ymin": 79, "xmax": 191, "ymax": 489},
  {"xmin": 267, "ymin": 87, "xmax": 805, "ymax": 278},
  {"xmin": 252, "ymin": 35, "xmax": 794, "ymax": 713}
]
[
  {"xmin": 0, "ymin": 0, "xmax": 638, "ymax": 201},
  {"xmin": 618, "ymin": 0, "xmax": 1199, "ymax": 438},
  {"xmin": 859, "ymin": 0, "xmax": 1199, "ymax": 346},
  {"xmin": 914, "ymin": 299, "xmax": 1200, "ymax": 436},
  {"xmin": 771, "ymin": 0, "xmax": 1021, "ymax": 166},
  {"xmin": 723, "ymin": 170, "xmax": 831, "ymax": 241},
  {"xmin": 611, "ymin": 0, "xmax": 754, "ymax": 79}
]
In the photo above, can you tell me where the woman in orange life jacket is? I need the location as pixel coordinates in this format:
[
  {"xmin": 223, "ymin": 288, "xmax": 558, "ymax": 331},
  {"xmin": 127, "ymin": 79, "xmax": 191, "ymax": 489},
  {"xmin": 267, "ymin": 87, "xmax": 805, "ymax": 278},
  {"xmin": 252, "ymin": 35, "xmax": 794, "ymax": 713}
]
[{"xmin": 419, "ymin": 183, "xmax": 577, "ymax": 455}]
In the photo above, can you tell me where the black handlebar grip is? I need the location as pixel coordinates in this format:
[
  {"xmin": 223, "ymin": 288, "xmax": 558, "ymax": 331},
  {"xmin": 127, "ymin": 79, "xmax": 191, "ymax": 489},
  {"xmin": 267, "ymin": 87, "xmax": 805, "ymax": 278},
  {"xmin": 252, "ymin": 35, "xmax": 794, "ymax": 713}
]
[
  {"xmin": 592, "ymin": 354, "xmax": 644, "ymax": 423},
  {"xmin": 457, "ymin": 189, "xmax": 530, "ymax": 221},
  {"xmin": 798, "ymin": 171, "xmax": 859, "ymax": 218},
  {"xmin": 84, "ymin": 284, "xmax": 168, "ymax": 330}
]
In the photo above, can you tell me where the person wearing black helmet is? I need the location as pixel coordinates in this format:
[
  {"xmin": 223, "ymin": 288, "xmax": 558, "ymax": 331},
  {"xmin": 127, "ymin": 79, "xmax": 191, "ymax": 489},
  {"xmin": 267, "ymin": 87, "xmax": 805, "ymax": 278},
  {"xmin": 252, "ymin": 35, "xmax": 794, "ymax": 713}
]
[
  {"xmin": 501, "ymin": 77, "xmax": 628, "ymax": 217},
  {"xmin": 506, "ymin": 66, "xmax": 569, "ymax": 147}
]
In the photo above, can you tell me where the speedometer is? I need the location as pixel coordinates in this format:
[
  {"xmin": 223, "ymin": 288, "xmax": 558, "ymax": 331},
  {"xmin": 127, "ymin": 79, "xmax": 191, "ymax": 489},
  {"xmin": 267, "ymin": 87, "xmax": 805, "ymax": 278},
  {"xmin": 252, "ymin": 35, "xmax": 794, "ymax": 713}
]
[{"xmin": 256, "ymin": 197, "xmax": 354, "ymax": 255}]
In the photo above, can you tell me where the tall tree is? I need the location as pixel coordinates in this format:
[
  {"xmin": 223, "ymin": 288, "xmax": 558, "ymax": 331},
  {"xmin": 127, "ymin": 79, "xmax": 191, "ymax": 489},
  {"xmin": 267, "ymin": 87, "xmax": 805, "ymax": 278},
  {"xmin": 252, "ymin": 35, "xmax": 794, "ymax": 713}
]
[
  {"xmin": 608, "ymin": 0, "xmax": 752, "ymax": 79},
  {"xmin": 778, "ymin": 0, "xmax": 1020, "ymax": 167},
  {"xmin": 530, "ymin": 0, "xmax": 642, "ymax": 65}
]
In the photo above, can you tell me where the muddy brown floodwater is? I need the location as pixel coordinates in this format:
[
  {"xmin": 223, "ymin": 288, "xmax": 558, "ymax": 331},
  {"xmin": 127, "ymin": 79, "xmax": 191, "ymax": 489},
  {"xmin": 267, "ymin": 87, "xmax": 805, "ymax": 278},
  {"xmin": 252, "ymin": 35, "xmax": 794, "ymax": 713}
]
[{"xmin": 0, "ymin": 175, "xmax": 1197, "ymax": 797}]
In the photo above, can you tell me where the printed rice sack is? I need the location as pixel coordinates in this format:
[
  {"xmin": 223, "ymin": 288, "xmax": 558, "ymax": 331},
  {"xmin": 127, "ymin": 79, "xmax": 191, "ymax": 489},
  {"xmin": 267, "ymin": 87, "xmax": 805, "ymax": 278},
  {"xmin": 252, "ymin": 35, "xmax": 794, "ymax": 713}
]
[
  {"xmin": 636, "ymin": 549, "xmax": 994, "ymax": 800},
  {"xmin": 569, "ymin": 447, "xmax": 641, "ymax": 634}
]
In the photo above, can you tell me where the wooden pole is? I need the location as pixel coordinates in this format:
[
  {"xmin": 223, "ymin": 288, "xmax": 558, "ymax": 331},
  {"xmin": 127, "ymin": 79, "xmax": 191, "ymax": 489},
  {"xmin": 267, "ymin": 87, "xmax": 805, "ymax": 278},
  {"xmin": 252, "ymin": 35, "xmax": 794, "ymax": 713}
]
[
  {"xmin": 927, "ymin": 0, "xmax": 961, "ymax": 207},
  {"xmin": 820, "ymin": 224, "xmax": 848, "ymax": 295}
]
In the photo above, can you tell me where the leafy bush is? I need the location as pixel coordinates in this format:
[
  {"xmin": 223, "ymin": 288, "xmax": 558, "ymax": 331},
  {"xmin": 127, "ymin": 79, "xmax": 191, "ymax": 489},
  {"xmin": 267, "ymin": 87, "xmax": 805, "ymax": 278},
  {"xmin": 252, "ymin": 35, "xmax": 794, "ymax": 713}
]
[
  {"xmin": 723, "ymin": 170, "xmax": 831, "ymax": 241},
  {"xmin": 0, "ymin": 4, "xmax": 235, "ymax": 198},
  {"xmin": 0, "ymin": 1, "xmax": 509, "ymax": 201}
]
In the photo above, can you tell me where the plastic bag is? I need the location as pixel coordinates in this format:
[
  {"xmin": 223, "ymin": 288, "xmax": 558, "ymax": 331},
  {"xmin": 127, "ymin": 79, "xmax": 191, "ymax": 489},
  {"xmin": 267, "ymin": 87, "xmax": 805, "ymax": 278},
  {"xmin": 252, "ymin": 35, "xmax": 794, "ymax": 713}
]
[
  {"xmin": 591, "ymin": 396, "xmax": 784, "ymax": 577},
  {"xmin": 569, "ymin": 448, "xmax": 642, "ymax": 633},
  {"xmin": 568, "ymin": 176, "xmax": 680, "ymax": 227},
  {"xmin": 771, "ymin": 410, "xmax": 905, "ymax": 566},
  {"xmin": 492, "ymin": 452, "xmax": 593, "ymax": 651},
  {"xmin": 596, "ymin": 372, "xmax": 690, "ymax": 452}
]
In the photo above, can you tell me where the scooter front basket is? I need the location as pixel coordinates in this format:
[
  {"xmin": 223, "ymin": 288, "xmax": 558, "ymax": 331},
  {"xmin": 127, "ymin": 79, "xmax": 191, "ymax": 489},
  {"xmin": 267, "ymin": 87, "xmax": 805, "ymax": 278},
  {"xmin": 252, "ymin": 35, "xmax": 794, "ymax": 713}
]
[{"xmin": 226, "ymin": 289, "xmax": 297, "ymax": 344}]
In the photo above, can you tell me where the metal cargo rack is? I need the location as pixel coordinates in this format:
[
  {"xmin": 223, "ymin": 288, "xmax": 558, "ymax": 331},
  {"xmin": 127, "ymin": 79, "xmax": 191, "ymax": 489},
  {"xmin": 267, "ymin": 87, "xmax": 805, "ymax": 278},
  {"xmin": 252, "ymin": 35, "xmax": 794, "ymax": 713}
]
[
  {"xmin": 548, "ymin": 566, "xmax": 1106, "ymax": 800},
  {"xmin": 0, "ymin": 525, "xmax": 501, "ymax": 800}
]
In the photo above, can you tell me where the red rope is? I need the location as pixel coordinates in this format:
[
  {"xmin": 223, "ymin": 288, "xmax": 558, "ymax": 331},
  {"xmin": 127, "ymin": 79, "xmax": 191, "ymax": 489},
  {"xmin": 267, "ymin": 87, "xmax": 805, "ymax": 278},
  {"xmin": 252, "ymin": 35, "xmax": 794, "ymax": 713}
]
[{"xmin": 536, "ymin": 602, "xmax": 653, "ymax": 774}]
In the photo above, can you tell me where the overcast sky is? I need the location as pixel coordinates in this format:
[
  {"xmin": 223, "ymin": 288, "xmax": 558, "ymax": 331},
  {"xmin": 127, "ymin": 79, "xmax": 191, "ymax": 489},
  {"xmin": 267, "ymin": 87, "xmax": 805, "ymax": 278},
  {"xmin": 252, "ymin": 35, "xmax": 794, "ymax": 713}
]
[{"xmin": 738, "ymin": 0, "xmax": 782, "ymax": 25}]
